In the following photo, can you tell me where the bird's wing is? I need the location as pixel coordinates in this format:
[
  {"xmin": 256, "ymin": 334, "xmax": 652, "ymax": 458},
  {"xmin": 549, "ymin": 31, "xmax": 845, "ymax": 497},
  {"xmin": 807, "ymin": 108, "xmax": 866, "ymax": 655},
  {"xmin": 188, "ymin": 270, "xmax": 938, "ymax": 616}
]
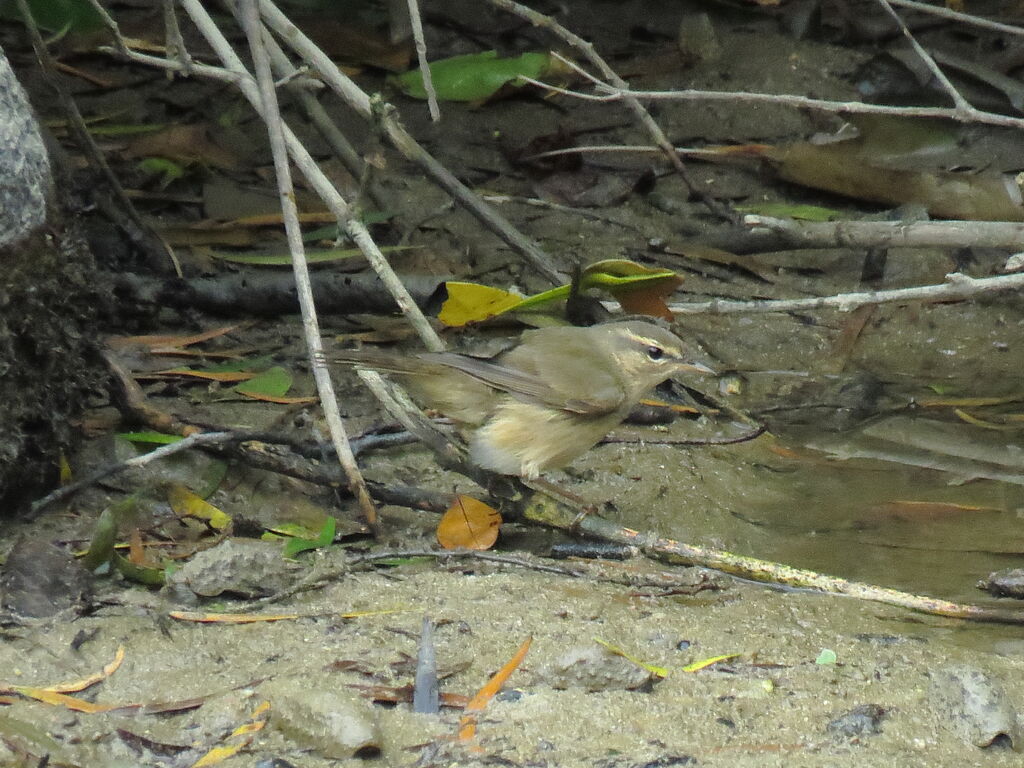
[{"xmin": 419, "ymin": 351, "xmax": 624, "ymax": 415}]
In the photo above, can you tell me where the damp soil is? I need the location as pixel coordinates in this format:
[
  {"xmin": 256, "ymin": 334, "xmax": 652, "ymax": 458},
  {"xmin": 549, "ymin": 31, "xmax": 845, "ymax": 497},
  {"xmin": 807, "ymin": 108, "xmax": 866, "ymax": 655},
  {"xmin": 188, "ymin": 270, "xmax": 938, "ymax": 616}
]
[{"xmin": 5, "ymin": 0, "xmax": 1024, "ymax": 766}]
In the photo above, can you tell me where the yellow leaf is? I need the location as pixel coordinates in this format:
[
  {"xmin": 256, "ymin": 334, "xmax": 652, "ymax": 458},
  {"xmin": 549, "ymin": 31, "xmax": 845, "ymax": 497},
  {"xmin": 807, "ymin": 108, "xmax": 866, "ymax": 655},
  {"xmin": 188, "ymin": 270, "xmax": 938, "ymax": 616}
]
[
  {"xmin": 683, "ymin": 653, "xmax": 741, "ymax": 672},
  {"xmin": 438, "ymin": 282, "xmax": 523, "ymax": 327},
  {"xmin": 593, "ymin": 637, "xmax": 668, "ymax": 677},
  {"xmin": 167, "ymin": 484, "xmax": 231, "ymax": 530}
]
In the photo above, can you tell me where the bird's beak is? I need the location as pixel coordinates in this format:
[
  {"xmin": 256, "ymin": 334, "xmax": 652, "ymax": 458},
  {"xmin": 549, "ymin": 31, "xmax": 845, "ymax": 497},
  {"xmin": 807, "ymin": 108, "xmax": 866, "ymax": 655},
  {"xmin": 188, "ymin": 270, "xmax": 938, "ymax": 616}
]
[{"xmin": 677, "ymin": 360, "xmax": 716, "ymax": 376}]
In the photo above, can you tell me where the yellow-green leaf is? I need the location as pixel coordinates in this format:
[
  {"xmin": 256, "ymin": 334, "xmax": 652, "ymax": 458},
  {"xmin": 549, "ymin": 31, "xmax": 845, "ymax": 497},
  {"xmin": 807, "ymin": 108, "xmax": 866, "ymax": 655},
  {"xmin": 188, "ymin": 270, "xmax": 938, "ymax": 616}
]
[
  {"xmin": 233, "ymin": 366, "xmax": 292, "ymax": 398},
  {"xmin": 391, "ymin": 51, "xmax": 559, "ymax": 102}
]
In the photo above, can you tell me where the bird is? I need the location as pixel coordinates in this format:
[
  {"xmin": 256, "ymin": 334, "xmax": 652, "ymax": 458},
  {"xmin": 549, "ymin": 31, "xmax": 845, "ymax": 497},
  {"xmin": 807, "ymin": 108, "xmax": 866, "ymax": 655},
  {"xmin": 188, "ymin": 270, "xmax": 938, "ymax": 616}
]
[{"xmin": 332, "ymin": 320, "xmax": 714, "ymax": 479}]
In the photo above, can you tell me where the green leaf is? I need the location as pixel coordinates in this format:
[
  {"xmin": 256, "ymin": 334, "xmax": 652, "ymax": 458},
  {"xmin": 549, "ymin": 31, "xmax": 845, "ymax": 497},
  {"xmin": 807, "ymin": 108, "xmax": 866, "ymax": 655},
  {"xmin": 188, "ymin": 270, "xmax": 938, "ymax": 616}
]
[
  {"xmin": 233, "ymin": 366, "xmax": 292, "ymax": 398},
  {"xmin": 391, "ymin": 51, "xmax": 555, "ymax": 102},
  {"xmin": 815, "ymin": 648, "xmax": 838, "ymax": 665},
  {"xmin": 82, "ymin": 506, "xmax": 118, "ymax": 571},
  {"xmin": 1, "ymin": 0, "xmax": 103, "ymax": 33},
  {"xmin": 210, "ymin": 245, "xmax": 415, "ymax": 266},
  {"xmin": 735, "ymin": 202, "xmax": 843, "ymax": 221},
  {"xmin": 117, "ymin": 431, "xmax": 183, "ymax": 445},
  {"xmin": 89, "ymin": 123, "xmax": 167, "ymax": 137},
  {"xmin": 112, "ymin": 552, "xmax": 166, "ymax": 587},
  {"xmin": 282, "ymin": 516, "xmax": 336, "ymax": 558},
  {"xmin": 197, "ymin": 355, "xmax": 275, "ymax": 374},
  {"xmin": 136, "ymin": 157, "xmax": 186, "ymax": 188}
]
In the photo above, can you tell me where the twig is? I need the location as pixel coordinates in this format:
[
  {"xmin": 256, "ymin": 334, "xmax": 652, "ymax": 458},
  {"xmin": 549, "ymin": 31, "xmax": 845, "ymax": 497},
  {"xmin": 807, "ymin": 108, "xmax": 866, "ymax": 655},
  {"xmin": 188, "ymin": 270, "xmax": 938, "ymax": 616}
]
[
  {"xmin": 481, "ymin": 193, "xmax": 642, "ymax": 232},
  {"xmin": 25, "ymin": 0, "xmax": 177, "ymax": 275},
  {"xmin": 405, "ymin": 0, "xmax": 439, "ymax": 121},
  {"xmin": 743, "ymin": 215, "xmax": 1024, "ymax": 250},
  {"xmin": 873, "ymin": 0, "xmax": 972, "ymax": 115},
  {"xmin": 484, "ymin": 0, "xmax": 730, "ymax": 220},
  {"xmin": 91, "ymin": 0, "xmax": 442, "ymax": 350},
  {"xmin": 666, "ymin": 271, "xmax": 1024, "ymax": 315},
  {"xmin": 525, "ymin": 78, "xmax": 1024, "ymax": 132},
  {"xmin": 185, "ymin": 0, "xmax": 444, "ymax": 352},
  {"xmin": 260, "ymin": 33, "xmax": 365, "ymax": 184},
  {"xmin": 162, "ymin": 0, "xmax": 192, "ymax": 75},
  {"xmin": 888, "ymin": 0, "xmax": 1024, "ymax": 37},
  {"xmin": 237, "ymin": 0, "xmax": 378, "ymax": 530},
  {"xmin": 243, "ymin": 548, "xmax": 585, "ymax": 607},
  {"xmin": 604, "ymin": 424, "xmax": 767, "ymax": 446},
  {"xmin": 257, "ymin": 0, "xmax": 562, "ymax": 284},
  {"xmin": 521, "ymin": 492, "xmax": 1024, "ymax": 624},
  {"xmin": 356, "ymin": 370, "xmax": 474, "ymax": 477},
  {"xmin": 29, "ymin": 431, "xmax": 239, "ymax": 516}
]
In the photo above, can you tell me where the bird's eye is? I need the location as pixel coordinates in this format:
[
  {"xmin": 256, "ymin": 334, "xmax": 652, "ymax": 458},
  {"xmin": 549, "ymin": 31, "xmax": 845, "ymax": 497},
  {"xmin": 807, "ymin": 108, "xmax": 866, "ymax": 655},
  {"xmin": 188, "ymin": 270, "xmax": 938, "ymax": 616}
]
[{"xmin": 646, "ymin": 346, "xmax": 665, "ymax": 361}]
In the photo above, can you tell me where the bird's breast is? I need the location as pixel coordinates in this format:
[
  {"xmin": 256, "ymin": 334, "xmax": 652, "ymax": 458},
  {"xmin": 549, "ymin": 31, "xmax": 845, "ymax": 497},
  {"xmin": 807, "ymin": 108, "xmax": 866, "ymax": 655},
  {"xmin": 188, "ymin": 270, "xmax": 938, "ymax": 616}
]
[{"xmin": 469, "ymin": 399, "xmax": 627, "ymax": 479}]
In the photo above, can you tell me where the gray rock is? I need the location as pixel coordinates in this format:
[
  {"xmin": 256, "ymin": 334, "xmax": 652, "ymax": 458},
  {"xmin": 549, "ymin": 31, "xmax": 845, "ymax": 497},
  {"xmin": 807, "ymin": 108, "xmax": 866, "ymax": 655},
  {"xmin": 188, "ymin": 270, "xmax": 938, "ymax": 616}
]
[
  {"xmin": 541, "ymin": 644, "xmax": 654, "ymax": 692},
  {"xmin": 163, "ymin": 538, "xmax": 300, "ymax": 599},
  {"xmin": 0, "ymin": 45, "xmax": 51, "ymax": 248},
  {"xmin": 262, "ymin": 679, "xmax": 381, "ymax": 759},
  {"xmin": 930, "ymin": 664, "xmax": 1021, "ymax": 750}
]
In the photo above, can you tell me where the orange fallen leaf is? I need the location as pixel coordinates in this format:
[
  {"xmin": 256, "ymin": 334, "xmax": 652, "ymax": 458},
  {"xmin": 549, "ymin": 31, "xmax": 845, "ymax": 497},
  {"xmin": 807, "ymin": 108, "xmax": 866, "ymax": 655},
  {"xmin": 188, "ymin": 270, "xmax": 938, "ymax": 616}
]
[
  {"xmin": 13, "ymin": 687, "xmax": 117, "ymax": 713},
  {"xmin": 458, "ymin": 637, "xmax": 532, "ymax": 742},
  {"xmin": 437, "ymin": 495, "xmax": 502, "ymax": 550}
]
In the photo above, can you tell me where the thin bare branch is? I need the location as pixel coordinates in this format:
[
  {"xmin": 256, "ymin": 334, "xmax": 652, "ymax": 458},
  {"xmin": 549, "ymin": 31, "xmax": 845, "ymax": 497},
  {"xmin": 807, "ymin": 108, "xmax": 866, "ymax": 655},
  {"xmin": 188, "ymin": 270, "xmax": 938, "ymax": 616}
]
[
  {"xmin": 258, "ymin": 0, "xmax": 562, "ymax": 284},
  {"xmin": 888, "ymin": 0, "xmax": 1024, "ymax": 37},
  {"xmin": 484, "ymin": 0, "xmax": 730, "ymax": 219},
  {"xmin": 30, "ymin": 432, "xmax": 239, "ymax": 516},
  {"xmin": 873, "ymin": 0, "xmax": 972, "ymax": 114},
  {"xmin": 176, "ymin": 0, "xmax": 444, "ymax": 351},
  {"xmin": 405, "ymin": 0, "xmax": 439, "ymax": 121},
  {"xmin": 666, "ymin": 271, "xmax": 1024, "ymax": 315},
  {"xmin": 743, "ymin": 215, "xmax": 1024, "ymax": 250},
  {"xmin": 237, "ymin": 0, "xmax": 378, "ymax": 529},
  {"xmin": 526, "ymin": 78, "xmax": 1024, "ymax": 131}
]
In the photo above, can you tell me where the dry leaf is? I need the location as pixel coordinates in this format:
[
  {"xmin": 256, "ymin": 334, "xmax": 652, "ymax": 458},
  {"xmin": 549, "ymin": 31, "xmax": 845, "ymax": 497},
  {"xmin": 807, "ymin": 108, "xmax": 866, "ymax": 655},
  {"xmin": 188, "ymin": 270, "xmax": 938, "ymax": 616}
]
[{"xmin": 436, "ymin": 495, "xmax": 502, "ymax": 550}]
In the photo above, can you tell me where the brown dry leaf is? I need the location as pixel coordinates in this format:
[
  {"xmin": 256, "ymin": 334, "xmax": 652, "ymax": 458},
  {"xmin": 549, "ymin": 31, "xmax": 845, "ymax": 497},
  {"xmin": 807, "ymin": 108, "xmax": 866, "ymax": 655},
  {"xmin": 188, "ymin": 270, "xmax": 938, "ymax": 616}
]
[
  {"xmin": 108, "ymin": 324, "xmax": 241, "ymax": 354},
  {"xmin": 169, "ymin": 611, "xmax": 301, "ymax": 623},
  {"xmin": 233, "ymin": 393, "xmax": 318, "ymax": 405},
  {"xmin": 297, "ymin": 17, "xmax": 413, "ymax": 71},
  {"xmin": 685, "ymin": 127, "xmax": 1024, "ymax": 221},
  {"xmin": 121, "ymin": 124, "xmax": 241, "ymax": 170},
  {"xmin": 824, "ymin": 304, "xmax": 875, "ymax": 374},
  {"xmin": 614, "ymin": 283, "xmax": 677, "ymax": 321},
  {"xmin": 436, "ymin": 495, "xmax": 502, "ymax": 550},
  {"xmin": 149, "ymin": 369, "xmax": 255, "ymax": 383},
  {"xmin": 227, "ymin": 211, "xmax": 336, "ymax": 227},
  {"xmin": 870, "ymin": 500, "xmax": 1001, "ymax": 521},
  {"xmin": 764, "ymin": 141, "xmax": 1024, "ymax": 221},
  {"xmin": 583, "ymin": 260, "xmax": 684, "ymax": 321},
  {"xmin": 128, "ymin": 527, "xmax": 146, "ymax": 566},
  {"xmin": 637, "ymin": 397, "xmax": 699, "ymax": 415}
]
